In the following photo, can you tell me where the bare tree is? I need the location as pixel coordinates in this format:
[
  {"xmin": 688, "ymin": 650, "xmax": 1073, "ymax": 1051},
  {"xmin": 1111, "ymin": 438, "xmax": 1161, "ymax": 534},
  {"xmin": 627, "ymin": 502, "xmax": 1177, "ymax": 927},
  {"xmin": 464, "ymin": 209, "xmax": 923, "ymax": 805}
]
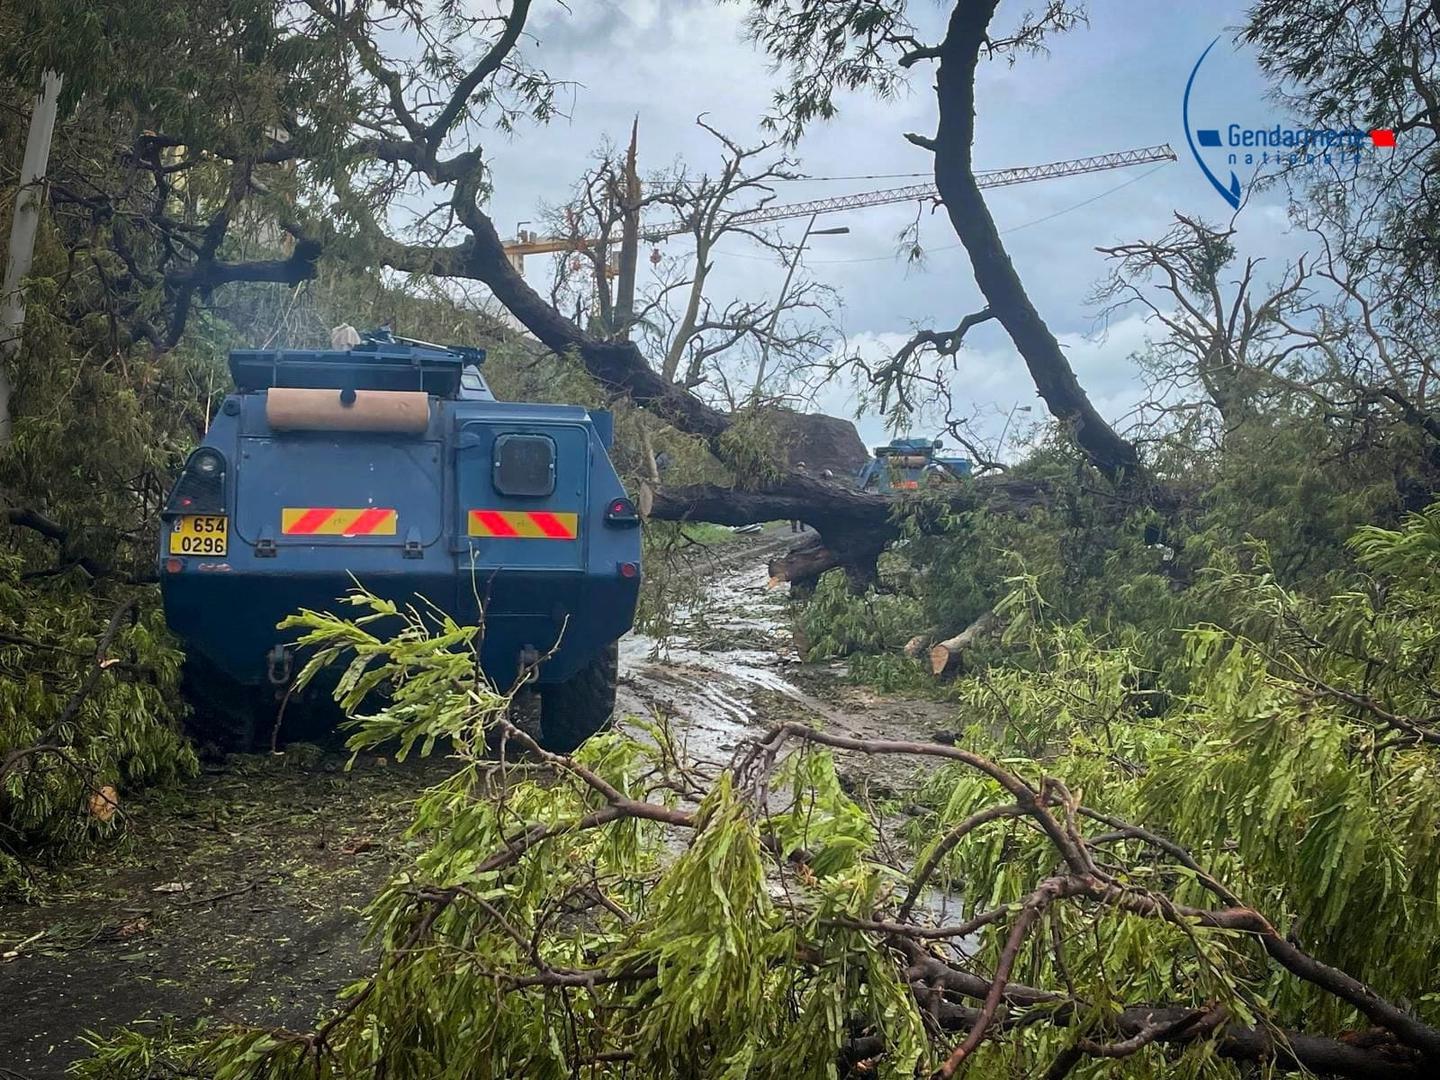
[
  {"xmin": 1094, "ymin": 215, "xmax": 1317, "ymax": 437},
  {"xmin": 1093, "ymin": 210, "xmax": 1440, "ymax": 479},
  {"xmin": 546, "ymin": 120, "xmax": 839, "ymax": 405},
  {"xmin": 540, "ymin": 129, "xmax": 673, "ymax": 340}
]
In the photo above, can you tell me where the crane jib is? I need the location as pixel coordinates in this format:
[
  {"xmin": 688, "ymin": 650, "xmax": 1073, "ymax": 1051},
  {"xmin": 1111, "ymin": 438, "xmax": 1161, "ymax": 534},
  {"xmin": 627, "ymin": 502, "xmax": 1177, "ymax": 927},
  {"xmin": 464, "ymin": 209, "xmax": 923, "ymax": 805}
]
[{"xmin": 500, "ymin": 144, "xmax": 1179, "ymax": 255}]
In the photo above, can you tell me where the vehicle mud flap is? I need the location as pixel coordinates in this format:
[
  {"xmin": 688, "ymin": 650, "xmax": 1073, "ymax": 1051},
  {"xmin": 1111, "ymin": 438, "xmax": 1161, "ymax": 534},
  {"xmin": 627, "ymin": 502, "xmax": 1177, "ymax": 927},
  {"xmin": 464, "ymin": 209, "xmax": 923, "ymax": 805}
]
[
  {"xmin": 491, "ymin": 685, "xmax": 543, "ymax": 758},
  {"xmin": 181, "ymin": 652, "xmax": 259, "ymax": 755},
  {"xmin": 538, "ymin": 641, "xmax": 618, "ymax": 754}
]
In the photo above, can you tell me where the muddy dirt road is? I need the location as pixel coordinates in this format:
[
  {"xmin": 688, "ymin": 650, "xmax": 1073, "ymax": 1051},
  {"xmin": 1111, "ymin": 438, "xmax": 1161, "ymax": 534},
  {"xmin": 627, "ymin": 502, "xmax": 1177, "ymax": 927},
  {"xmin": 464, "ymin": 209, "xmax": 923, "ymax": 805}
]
[{"xmin": 0, "ymin": 528, "xmax": 953, "ymax": 1076}]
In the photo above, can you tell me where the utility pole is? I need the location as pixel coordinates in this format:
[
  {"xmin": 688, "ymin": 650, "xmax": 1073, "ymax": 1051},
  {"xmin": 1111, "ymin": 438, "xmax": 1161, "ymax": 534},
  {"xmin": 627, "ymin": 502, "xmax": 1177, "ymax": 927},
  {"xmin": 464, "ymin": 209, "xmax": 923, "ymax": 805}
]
[
  {"xmin": 0, "ymin": 70, "xmax": 63, "ymax": 447},
  {"xmin": 749, "ymin": 214, "xmax": 848, "ymax": 405}
]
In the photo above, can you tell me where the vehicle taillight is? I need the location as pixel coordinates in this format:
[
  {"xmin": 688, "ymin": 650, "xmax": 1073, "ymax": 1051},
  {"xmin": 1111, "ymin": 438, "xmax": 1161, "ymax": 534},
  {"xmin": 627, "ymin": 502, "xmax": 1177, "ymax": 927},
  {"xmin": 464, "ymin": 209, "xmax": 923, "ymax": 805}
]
[
  {"xmin": 164, "ymin": 448, "xmax": 228, "ymax": 516},
  {"xmin": 604, "ymin": 497, "xmax": 640, "ymax": 527}
]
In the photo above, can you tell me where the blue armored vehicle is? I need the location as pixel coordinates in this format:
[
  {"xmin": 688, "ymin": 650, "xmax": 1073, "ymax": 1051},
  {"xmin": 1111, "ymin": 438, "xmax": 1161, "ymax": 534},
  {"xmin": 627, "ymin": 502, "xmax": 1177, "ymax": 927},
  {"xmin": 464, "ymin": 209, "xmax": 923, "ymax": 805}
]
[{"xmin": 159, "ymin": 332, "xmax": 641, "ymax": 751}]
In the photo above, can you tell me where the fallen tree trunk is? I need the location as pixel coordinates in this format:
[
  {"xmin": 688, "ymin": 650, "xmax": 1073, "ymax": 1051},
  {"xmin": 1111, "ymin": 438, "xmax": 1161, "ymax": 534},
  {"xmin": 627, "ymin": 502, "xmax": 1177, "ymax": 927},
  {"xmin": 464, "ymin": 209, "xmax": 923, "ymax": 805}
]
[
  {"xmin": 767, "ymin": 533, "xmax": 843, "ymax": 591},
  {"xmin": 653, "ymin": 474, "xmax": 894, "ymax": 587},
  {"xmin": 652, "ymin": 474, "xmax": 1051, "ymax": 586},
  {"xmin": 929, "ymin": 609, "xmax": 999, "ymax": 676},
  {"xmin": 650, "ymin": 474, "xmax": 892, "ymax": 531}
]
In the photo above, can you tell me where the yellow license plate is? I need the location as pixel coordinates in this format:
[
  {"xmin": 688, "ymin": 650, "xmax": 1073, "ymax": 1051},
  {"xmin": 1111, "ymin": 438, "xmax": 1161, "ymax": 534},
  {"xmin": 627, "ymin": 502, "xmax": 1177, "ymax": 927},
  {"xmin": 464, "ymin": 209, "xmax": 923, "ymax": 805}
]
[{"xmin": 168, "ymin": 515, "xmax": 228, "ymax": 556}]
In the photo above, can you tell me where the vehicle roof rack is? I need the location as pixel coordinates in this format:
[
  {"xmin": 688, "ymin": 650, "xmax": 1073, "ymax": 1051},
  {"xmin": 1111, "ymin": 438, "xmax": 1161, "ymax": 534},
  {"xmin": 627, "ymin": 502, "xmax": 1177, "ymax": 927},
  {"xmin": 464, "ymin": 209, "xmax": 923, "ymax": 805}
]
[
  {"xmin": 874, "ymin": 437, "xmax": 940, "ymax": 456},
  {"xmin": 229, "ymin": 329, "xmax": 486, "ymax": 398}
]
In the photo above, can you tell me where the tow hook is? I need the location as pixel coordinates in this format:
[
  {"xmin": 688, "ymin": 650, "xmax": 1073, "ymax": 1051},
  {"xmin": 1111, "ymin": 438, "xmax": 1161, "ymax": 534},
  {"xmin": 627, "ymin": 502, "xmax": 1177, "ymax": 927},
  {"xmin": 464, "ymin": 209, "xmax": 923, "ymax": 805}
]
[
  {"xmin": 518, "ymin": 645, "xmax": 540, "ymax": 684},
  {"xmin": 266, "ymin": 644, "xmax": 293, "ymax": 686}
]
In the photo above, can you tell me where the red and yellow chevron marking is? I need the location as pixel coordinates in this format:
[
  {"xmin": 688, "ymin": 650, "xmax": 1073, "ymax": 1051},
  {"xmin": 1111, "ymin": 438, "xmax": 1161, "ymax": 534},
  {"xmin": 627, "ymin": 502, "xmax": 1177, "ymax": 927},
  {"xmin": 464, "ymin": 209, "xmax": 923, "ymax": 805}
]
[
  {"xmin": 468, "ymin": 509, "xmax": 578, "ymax": 540},
  {"xmin": 281, "ymin": 507, "xmax": 398, "ymax": 536}
]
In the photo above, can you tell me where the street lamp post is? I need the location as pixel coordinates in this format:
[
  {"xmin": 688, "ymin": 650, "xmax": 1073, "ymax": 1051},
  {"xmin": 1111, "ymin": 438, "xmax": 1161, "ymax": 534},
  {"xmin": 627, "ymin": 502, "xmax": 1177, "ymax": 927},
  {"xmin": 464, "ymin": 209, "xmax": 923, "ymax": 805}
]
[
  {"xmin": 998, "ymin": 403, "xmax": 1033, "ymax": 449},
  {"xmin": 749, "ymin": 213, "xmax": 849, "ymax": 405}
]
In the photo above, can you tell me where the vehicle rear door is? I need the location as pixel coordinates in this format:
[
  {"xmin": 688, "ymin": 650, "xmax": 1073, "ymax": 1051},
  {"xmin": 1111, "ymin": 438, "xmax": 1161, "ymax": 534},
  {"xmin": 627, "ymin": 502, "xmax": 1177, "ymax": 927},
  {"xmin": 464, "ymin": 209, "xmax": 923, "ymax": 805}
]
[
  {"xmin": 454, "ymin": 420, "xmax": 589, "ymax": 571},
  {"xmin": 233, "ymin": 434, "xmax": 445, "ymax": 550}
]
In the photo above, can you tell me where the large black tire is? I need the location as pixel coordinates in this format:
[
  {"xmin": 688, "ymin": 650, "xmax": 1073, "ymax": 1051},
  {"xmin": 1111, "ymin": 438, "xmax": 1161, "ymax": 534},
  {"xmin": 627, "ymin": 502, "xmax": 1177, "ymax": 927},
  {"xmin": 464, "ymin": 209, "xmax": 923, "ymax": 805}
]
[
  {"xmin": 181, "ymin": 653, "xmax": 260, "ymax": 754},
  {"xmin": 538, "ymin": 642, "xmax": 619, "ymax": 754}
]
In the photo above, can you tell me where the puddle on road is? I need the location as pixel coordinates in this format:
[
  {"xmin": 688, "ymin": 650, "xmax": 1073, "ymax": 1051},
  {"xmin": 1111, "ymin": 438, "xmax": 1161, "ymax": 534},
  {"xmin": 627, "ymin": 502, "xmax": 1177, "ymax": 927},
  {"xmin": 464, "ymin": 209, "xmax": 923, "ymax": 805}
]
[
  {"xmin": 617, "ymin": 539, "xmax": 951, "ymax": 772},
  {"xmin": 617, "ymin": 539, "xmax": 974, "ymax": 939},
  {"xmin": 617, "ymin": 551, "xmax": 800, "ymax": 764}
]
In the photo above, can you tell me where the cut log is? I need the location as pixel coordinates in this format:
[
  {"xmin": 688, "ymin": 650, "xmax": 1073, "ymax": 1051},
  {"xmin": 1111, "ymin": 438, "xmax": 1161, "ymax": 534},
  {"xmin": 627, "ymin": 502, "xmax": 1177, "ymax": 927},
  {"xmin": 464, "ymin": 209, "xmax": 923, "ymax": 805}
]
[
  {"xmin": 929, "ymin": 609, "xmax": 999, "ymax": 676},
  {"xmin": 903, "ymin": 633, "xmax": 936, "ymax": 660},
  {"xmin": 768, "ymin": 535, "xmax": 842, "ymax": 590}
]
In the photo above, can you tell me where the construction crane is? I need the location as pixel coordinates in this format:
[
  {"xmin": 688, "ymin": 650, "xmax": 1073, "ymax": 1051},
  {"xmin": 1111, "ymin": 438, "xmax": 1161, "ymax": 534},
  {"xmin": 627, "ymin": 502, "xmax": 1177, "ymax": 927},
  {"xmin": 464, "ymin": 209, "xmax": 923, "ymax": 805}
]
[{"xmin": 503, "ymin": 143, "xmax": 1176, "ymax": 273}]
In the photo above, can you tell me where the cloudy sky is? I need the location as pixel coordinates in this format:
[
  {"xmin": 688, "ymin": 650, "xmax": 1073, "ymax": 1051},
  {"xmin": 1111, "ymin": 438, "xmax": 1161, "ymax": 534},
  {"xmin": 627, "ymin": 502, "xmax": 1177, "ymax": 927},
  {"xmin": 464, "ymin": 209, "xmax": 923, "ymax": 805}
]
[{"xmin": 480, "ymin": 0, "xmax": 1311, "ymax": 452}]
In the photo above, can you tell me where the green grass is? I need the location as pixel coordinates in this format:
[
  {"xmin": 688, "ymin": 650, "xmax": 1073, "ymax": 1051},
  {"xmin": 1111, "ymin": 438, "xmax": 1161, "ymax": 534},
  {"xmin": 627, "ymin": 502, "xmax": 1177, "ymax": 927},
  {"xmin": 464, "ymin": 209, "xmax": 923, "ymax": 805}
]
[{"xmin": 680, "ymin": 522, "xmax": 744, "ymax": 545}]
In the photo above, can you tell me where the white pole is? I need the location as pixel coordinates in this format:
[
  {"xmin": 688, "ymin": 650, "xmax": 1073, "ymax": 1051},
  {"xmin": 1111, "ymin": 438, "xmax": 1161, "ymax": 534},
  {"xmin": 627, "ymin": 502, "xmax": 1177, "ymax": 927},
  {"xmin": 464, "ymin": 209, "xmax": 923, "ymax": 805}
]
[
  {"xmin": 0, "ymin": 70, "xmax": 64, "ymax": 447},
  {"xmin": 750, "ymin": 212, "xmax": 817, "ymax": 406}
]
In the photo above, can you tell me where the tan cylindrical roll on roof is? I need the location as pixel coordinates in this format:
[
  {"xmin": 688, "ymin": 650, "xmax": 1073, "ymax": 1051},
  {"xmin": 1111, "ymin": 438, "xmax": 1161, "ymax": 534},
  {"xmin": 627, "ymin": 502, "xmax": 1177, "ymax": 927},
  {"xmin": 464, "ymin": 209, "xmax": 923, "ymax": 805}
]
[{"xmin": 266, "ymin": 387, "xmax": 430, "ymax": 434}]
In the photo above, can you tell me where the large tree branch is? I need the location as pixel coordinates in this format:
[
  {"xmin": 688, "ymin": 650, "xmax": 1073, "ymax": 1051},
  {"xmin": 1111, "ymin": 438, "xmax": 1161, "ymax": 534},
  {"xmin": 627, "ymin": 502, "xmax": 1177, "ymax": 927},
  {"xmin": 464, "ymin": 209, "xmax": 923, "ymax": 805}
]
[
  {"xmin": 165, "ymin": 236, "xmax": 323, "ymax": 293},
  {"xmin": 651, "ymin": 472, "xmax": 1050, "ymax": 589},
  {"xmin": 927, "ymin": 1, "xmax": 1142, "ymax": 483},
  {"xmin": 376, "ymin": 221, "xmax": 731, "ymax": 439},
  {"xmin": 651, "ymin": 474, "xmax": 1049, "ymax": 526},
  {"xmin": 4, "ymin": 504, "xmax": 120, "ymax": 578},
  {"xmin": 749, "ymin": 721, "xmax": 1440, "ymax": 1067},
  {"xmin": 898, "ymin": 945, "xmax": 1426, "ymax": 1080},
  {"xmin": 423, "ymin": 0, "xmax": 534, "ymax": 150}
]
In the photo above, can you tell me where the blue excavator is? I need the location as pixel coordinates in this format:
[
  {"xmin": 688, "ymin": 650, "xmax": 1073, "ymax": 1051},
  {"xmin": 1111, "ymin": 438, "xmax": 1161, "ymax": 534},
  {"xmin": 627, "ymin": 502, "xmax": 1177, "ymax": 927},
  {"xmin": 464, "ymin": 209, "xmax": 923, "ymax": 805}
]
[{"xmin": 855, "ymin": 437, "xmax": 972, "ymax": 493}]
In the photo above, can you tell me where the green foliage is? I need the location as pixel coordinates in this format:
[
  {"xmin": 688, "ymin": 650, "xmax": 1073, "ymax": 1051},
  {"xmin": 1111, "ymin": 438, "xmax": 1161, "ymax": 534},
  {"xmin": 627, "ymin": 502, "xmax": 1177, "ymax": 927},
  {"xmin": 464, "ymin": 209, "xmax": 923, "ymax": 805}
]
[
  {"xmin": 843, "ymin": 652, "xmax": 931, "ymax": 693},
  {"xmin": 714, "ymin": 410, "xmax": 787, "ymax": 491},
  {"xmin": 71, "ymin": 1019, "xmax": 211, "ymax": 1080},
  {"xmin": 0, "ymin": 574, "xmax": 195, "ymax": 895},
  {"xmin": 799, "ymin": 566, "xmax": 922, "ymax": 660},
  {"xmin": 280, "ymin": 585, "xmax": 501, "ymax": 762},
  {"xmin": 1184, "ymin": 412, "xmax": 1405, "ymax": 585},
  {"xmin": 78, "ymin": 504, "xmax": 1440, "ymax": 1077},
  {"xmin": 116, "ymin": 595, "xmax": 934, "ymax": 1079},
  {"xmin": 821, "ymin": 406, "xmax": 1419, "ymax": 698},
  {"xmin": 0, "ymin": 119, "xmax": 206, "ymax": 893},
  {"xmin": 901, "ymin": 503, "xmax": 1440, "ymax": 1056},
  {"xmin": 806, "ymin": 468, "xmax": 1197, "ymax": 680}
]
